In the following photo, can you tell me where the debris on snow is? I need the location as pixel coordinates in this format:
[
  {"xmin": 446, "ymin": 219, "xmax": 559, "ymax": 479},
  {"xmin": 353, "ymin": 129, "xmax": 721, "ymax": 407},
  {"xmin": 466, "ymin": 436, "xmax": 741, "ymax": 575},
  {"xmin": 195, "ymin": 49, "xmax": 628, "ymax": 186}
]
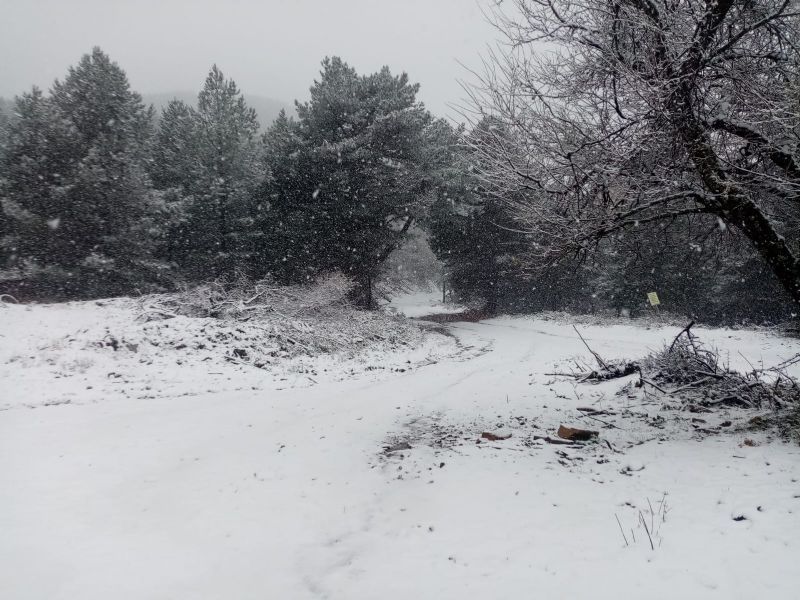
[
  {"xmin": 549, "ymin": 320, "xmax": 800, "ymax": 439},
  {"xmin": 481, "ymin": 430, "xmax": 512, "ymax": 441},
  {"xmin": 556, "ymin": 425, "xmax": 599, "ymax": 442}
]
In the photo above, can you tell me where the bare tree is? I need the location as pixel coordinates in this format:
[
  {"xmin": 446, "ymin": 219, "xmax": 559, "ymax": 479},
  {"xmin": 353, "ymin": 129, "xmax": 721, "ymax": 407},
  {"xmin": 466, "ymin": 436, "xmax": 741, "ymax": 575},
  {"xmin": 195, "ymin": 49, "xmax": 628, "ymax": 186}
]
[{"xmin": 467, "ymin": 0, "xmax": 800, "ymax": 304}]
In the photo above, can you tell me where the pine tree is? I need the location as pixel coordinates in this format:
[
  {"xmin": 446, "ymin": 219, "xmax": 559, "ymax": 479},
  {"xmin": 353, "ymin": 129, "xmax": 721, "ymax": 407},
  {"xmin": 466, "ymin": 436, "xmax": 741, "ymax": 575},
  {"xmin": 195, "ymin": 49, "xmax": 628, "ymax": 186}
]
[
  {"xmin": 0, "ymin": 103, "xmax": 8, "ymax": 266},
  {"xmin": 429, "ymin": 177, "xmax": 531, "ymax": 312},
  {"xmin": 0, "ymin": 98, "xmax": 9, "ymax": 162},
  {"xmin": 257, "ymin": 57, "xmax": 448, "ymax": 306},
  {"xmin": 428, "ymin": 119, "xmax": 528, "ymax": 312},
  {"xmin": 0, "ymin": 48, "xmax": 163, "ymax": 298},
  {"xmin": 151, "ymin": 66, "xmax": 260, "ymax": 279},
  {"xmin": 253, "ymin": 109, "xmax": 313, "ymax": 281},
  {"xmin": 150, "ymin": 100, "xmax": 197, "ymax": 190}
]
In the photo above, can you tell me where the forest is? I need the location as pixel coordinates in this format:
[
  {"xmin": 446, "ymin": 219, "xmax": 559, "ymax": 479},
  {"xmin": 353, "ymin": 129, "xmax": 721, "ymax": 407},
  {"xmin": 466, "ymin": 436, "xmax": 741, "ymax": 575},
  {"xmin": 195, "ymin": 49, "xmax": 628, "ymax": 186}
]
[{"xmin": 0, "ymin": 37, "xmax": 796, "ymax": 325}]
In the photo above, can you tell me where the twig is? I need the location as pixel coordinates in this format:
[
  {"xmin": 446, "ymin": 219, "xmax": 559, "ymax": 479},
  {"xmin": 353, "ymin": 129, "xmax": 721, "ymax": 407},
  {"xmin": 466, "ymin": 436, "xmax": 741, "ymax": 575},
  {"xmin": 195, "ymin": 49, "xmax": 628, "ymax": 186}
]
[
  {"xmin": 639, "ymin": 377, "xmax": 672, "ymax": 396},
  {"xmin": 577, "ymin": 409, "xmax": 621, "ymax": 430},
  {"xmin": 639, "ymin": 511, "xmax": 655, "ymax": 551},
  {"xmin": 573, "ymin": 325, "xmax": 609, "ymax": 370},
  {"xmin": 576, "ymin": 406, "xmax": 616, "ymax": 415},
  {"xmin": 669, "ymin": 320, "xmax": 695, "ymax": 353},
  {"xmin": 615, "ymin": 514, "xmax": 629, "ymax": 547}
]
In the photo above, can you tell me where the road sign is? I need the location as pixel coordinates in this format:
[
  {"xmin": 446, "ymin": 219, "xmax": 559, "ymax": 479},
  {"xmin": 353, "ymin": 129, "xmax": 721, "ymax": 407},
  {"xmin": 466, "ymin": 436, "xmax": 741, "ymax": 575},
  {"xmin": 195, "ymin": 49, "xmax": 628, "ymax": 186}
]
[{"xmin": 647, "ymin": 291, "xmax": 661, "ymax": 306}]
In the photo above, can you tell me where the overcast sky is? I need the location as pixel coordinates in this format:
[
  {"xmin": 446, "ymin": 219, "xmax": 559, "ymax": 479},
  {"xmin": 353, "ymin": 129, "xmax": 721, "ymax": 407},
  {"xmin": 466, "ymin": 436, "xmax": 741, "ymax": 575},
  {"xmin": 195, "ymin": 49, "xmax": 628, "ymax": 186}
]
[{"xmin": 0, "ymin": 0, "xmax": 501, "ymax": 118}]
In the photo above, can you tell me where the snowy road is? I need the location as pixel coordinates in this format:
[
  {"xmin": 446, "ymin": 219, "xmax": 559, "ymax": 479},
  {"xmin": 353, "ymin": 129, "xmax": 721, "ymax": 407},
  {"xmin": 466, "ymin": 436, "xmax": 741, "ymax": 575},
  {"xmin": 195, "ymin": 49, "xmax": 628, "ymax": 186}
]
[{"xmin": 2, "ymin": 313, "xmax": 800, "ymax": 599}]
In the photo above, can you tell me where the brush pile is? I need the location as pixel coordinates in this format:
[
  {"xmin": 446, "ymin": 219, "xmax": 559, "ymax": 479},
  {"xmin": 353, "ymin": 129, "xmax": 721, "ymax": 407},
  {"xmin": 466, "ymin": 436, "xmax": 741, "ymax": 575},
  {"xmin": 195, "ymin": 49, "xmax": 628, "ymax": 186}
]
[
  {"xmin": 131, "ymin": 273, "xmax": 427, "ymax": 363},
  {"xmin": 562, "ymin": 322, "xmax": 800, "ymax": 412},
  {"xmin": 641, "ymin": 322, "xmax": 800, "ymax": 410},
  {"xmin": 140, "ymin": 273, "xmax": 354, "ymax": 321}
]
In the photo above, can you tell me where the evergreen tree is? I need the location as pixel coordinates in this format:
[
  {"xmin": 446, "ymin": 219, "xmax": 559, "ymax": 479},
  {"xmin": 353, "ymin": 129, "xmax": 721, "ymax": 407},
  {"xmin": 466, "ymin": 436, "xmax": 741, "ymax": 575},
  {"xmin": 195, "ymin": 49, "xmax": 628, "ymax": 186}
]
[
  {"xmin": 150, "ymin": 100, "xmax": 197, "ymax": 190},
  {"xmin": 257, "ymin": 57, "xmax": 447, "ymax": 306},
  {"xmin": 150, "ymin": 66, "xmax": 260, "ymax": 279},
  {"xmin": 429, "ymin": 119, "xmax": 528, "ymax": 312},
  {"xmin": 0, "ymin": 104, "xmax": 7, "ymax": 266},
  {"xmin": 1, "ymin": 48, "xmax": 162, "ymax": 298},
  {"xmin": 253, "ymin": 109, "xmax": 311, "ymax": 281},
  {"xmin": 588, "ymin": 223, "xmax": 793, "ymax": 323},
  {"xmin": 0, "ymin": 98, "xmax": 9, "ymax": 161},
  {"xmin": 429, "ymin": 179, "xmax": 530, "ymax": 312}
]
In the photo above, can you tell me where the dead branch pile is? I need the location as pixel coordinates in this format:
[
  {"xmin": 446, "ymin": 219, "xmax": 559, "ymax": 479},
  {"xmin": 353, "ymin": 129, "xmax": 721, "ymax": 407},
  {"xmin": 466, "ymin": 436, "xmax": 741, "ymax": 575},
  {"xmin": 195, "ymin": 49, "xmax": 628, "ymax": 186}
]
[
  {"xmin": 559, "ymin": 323, "xmax": 800, "ymax": 412},
  {"xmin": 641, "ymin": 323, "xmax": 800, "ymax": 409},
  {"xmin": 127, "ymin": 274, "xmax": 428, "ymax": 363},
  {"xmin": 140, "ymin": 273, "xmax": 354, "ymax": 321},
  {"xmin": 550, "ymin": 325, "xmax": 642, "ymax": 382},
  {"xmin": 581, "ymin": 361, "xmax": 640, "ymax": 382}
]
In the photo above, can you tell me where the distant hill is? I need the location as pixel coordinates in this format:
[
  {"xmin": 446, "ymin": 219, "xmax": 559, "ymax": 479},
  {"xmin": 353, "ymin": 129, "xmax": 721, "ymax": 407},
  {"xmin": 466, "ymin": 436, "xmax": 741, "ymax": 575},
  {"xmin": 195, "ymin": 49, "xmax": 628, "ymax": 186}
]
[{"xmin": 142, "ymin": 92, "xmax": 293, "ymax": 131}]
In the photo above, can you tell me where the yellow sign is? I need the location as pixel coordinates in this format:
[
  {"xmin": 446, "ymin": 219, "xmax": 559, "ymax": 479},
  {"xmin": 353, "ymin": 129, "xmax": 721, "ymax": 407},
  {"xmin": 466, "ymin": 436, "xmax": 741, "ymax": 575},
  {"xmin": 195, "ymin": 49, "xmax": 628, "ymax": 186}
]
[{"xmin": 647, "ymin": 292, "xmax": 661, "ymax": 306}]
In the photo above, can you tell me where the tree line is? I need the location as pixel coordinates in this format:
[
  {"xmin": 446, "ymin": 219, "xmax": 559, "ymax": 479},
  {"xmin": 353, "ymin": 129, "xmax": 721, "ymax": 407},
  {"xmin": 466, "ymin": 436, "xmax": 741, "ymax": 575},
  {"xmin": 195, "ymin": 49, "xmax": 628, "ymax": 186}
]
[
  {"xmin": 0, "ymin": 48, "xmax": 455, "ymax": 306},
  {"xmin": 0, "ymin": 43, "xmax": 796, "ymax": 324}
]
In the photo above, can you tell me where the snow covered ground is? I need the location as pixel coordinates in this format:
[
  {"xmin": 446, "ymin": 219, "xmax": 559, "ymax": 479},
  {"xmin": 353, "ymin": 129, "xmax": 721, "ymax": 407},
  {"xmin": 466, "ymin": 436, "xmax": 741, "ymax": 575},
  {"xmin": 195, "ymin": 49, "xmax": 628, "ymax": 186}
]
[
  {"xmin": 385, "ymin": 288, "xmax": 464, "ymax": 318},
  {"xmin": 0, "ymin": 296, "xmax": 462, "ymax": 411},
  {"xmin": 2, "ymin": 293, "xmax": 800, "ymax": 599}
]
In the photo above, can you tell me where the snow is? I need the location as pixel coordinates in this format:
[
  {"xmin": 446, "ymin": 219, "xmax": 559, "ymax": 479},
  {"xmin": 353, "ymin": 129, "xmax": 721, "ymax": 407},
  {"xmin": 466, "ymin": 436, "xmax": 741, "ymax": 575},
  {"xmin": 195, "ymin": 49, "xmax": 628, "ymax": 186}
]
[
  {"xmin": 0, "ymin": 297, "xmax": 461, "ymax": 411},
  {"xmin": 2, "ymin": 296, "xmax": 800, "ymax": 599},
  {"xmin": 387, "ymin": 289, "xmax": 464, "ymax": 318}
]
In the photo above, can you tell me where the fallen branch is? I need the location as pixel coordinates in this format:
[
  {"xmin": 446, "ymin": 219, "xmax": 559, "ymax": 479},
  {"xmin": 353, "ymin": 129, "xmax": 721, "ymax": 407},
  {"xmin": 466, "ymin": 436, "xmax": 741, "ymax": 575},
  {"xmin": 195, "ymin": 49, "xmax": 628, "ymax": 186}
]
[
  {"xmin": 573, "ymin": 325, "xmax": 609, "ymax": 370},
  {"xmin": 639, "ymin": 377, "xmax": 672, "ymax": 396},
  {"xmin": 532, "ymin": 435, "xmax": 575, "ymax": 445},
  {"xmin": 576, "ymin": 406, "xmax": 616, "ymax": 415},
  {"xmin": 577, "ymin": 410, "xmax": 621, "ymax": 430},
  {"xmin": 669, "ymin": 320, "xmax": 695, "ymax": 353},
  {"xmin": 581, "ymin": 361, "xmax": 640, "ymax": 383}
]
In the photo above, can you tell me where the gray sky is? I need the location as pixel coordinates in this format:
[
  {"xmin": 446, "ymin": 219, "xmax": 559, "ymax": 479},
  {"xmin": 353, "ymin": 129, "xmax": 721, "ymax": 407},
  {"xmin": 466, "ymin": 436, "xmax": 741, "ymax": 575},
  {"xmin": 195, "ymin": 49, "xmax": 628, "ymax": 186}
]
[{"xmin": 0, "ymin": 0, "xmax": 500, "ymax": 118}]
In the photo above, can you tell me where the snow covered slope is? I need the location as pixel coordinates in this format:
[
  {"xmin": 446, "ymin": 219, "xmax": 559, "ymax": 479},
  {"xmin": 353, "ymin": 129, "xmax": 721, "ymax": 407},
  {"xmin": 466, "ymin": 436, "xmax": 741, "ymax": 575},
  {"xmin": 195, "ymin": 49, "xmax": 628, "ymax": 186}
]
[
  {"xmin": 1, "ymin": 300, "xmax": 799, "ymax": 599},
  {"xmin": 0, "ymin": 297, "xmax": 461, "ymax": 411}
]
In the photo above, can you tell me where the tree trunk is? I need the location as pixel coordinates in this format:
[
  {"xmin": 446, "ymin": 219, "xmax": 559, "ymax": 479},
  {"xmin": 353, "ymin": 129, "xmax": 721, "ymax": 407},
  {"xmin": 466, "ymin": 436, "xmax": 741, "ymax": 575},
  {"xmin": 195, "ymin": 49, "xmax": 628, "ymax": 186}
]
[
  {"xmin": 674, "ymin": 88, "xmax": 800, "ymax": 305},
  {"xmin": 726, "ymin": 200, "xmax": 800, "ymax": 304},
  {"xmin": 350, "ymin": 273, "xmax": 374, "ymax": 309}
]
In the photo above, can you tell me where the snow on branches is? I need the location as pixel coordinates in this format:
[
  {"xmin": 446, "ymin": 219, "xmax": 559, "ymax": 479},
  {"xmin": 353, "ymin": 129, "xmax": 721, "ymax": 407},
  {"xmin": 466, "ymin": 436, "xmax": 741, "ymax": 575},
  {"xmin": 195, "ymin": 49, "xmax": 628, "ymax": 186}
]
[{"xmin": 467, "ymin": 0, "xmax": 800, "ymax": 303}]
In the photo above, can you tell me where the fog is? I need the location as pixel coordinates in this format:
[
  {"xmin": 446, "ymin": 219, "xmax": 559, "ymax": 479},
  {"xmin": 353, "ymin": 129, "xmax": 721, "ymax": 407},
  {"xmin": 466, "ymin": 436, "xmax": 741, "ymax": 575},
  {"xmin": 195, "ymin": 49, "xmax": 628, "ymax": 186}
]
[{"xmin": 0, "ymin": 0, "xmax": 498, "ymax": 117}]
